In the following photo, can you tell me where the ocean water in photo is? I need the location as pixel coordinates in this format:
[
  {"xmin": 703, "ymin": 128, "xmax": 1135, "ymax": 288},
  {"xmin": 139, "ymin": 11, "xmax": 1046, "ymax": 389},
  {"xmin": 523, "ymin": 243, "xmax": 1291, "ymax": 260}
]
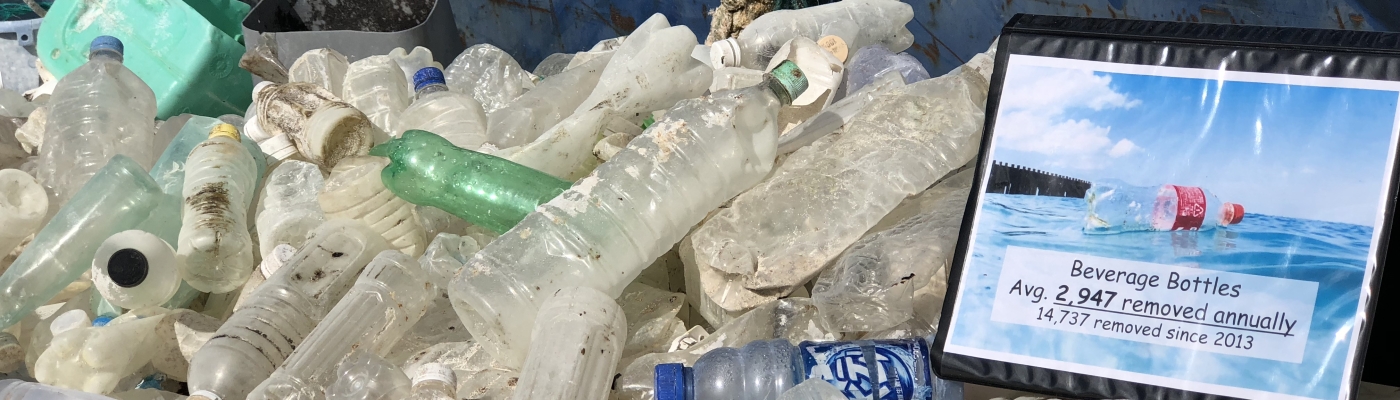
[{"xmin": 950, "ymin": 193, "xmax": 1371, "ymax": 399}]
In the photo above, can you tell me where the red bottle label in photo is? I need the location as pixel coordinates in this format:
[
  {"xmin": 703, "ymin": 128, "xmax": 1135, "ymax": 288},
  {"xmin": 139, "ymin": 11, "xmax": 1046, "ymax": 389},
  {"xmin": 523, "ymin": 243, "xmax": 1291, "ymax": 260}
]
[{"xmin": 1172, "ymin": 185, "xmax": 1206, "ymax": 230}]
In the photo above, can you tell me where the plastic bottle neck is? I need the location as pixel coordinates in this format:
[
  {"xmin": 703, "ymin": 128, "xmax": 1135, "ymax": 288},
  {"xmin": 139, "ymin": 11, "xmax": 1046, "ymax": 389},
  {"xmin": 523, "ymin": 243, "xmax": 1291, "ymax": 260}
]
[
  {"xmin": 89, "ymin": 49, "xmax": 124, "ymax": 63},
  {"xmin": 415, "ymin": 84, "xmax": 448, "ymax": 101}
]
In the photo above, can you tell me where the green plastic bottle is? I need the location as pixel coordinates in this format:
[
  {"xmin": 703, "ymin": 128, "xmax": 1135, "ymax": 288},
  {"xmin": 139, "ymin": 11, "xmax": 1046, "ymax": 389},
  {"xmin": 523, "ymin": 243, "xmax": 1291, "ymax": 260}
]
[{"xmin": 370, "ymin": 130, "xmax": 572, "ymax": 234}]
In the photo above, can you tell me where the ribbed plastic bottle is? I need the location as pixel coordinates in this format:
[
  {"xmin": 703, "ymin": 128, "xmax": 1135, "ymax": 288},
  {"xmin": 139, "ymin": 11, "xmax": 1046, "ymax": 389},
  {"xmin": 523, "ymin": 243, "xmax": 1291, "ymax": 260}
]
[
  {"xmin": 708, "ymin": 0, "xmax": 913, "ymax": 71},
  {"xmin": 510, "ymin": 287, "xmax": 627, "ymax": 400},
  {"xmin": 0, "ymin": 155, "xmax": 163, "ymax": 330},
  {"xmin": 255, "ymin": 160, "xmax": 326, "ymax": 259},
  {"xmin": 92, "ymin": 230, "xmax": 181, "ymax": 310},
  {"xmin": 654, "ymin": 338, "xmax": 963, "ymax": 400},
  {"xmin": 35, "ymin": 307, "xmax": 169, "ymax": 395},
  {"xmin": 342, "ymin": 56, "xmax": 411, "ymax": 135},
  {"xmin": 0, "ymin": 169, "xmax": 47, "ymax": 255},
  {"xmin": 186, "ymin": 219, "xmax": 391, "ymax": 400},
  {"xmin": 1084, "ymin": 182, "xmax": 1245, "ymax": 234},
  {"xmin": 408, "ymin": 364, "xmax": 456, "ymax": 400},
  {"xmin": 37, "ymin": 36, "xmax": 158, "ymax": 205},
  {"xmin": 395, "ymin": 67, "xmax": 488, "ymax": 148},
  {"xmin": 0, "ymin": 380, "xmax": 116, "ymax": 400},
  {"xmin": 247, "ymin": 250, "xmax": 435, "ymax": 400},
  {"xmin": 176, "ymin": 124, "xmax": 259, "ymax": 294},
  {"xmin": 318, "ymin": 156, "xmax": 428, "ymax": 256},
  {"xmin": 448, "ymin": 63, "xmax": 807, "ymax": 367},
  {"xmin": 371, "ymin": 130, "xmax": 571, "ymax": 234}
]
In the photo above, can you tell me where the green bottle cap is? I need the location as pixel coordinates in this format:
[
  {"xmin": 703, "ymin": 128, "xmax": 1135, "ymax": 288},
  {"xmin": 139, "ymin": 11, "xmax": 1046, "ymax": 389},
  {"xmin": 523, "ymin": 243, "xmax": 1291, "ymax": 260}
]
[{"xmin": 765, "ymin": 60, "xmax": 808, "ymax": 106}]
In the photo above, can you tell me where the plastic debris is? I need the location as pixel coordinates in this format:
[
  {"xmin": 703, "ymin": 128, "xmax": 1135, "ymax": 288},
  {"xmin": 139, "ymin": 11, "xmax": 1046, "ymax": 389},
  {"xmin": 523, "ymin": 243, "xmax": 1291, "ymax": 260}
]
[
  {"xmin": 444, "ymin": 44, "xmax": 537, "ymax": 115},
  {"xmin": 509, "ymin": 287, "xmax": 625, "ymax": 400}
]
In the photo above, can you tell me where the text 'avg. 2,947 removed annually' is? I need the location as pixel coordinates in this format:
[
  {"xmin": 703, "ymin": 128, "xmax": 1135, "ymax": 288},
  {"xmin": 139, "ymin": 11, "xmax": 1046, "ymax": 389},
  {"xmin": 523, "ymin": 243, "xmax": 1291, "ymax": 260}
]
[{"xmin": 990, "ymin": 246, "xmax": 1318, "ymax": 363}]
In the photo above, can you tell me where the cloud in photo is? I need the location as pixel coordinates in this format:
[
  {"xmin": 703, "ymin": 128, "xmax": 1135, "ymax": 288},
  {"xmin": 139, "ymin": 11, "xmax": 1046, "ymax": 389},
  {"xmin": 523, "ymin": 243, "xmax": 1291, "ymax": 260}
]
[{"xmin": 997, "ymin": 66, "xmax": 1141, "ymax": 169}]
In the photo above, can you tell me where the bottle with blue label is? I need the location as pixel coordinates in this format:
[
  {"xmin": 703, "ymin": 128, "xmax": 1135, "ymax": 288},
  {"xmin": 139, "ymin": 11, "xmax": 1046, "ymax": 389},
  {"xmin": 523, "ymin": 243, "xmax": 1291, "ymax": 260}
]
[{"xmin": 654, "ymin": 337, "xmax": 962, "ymax": 400}]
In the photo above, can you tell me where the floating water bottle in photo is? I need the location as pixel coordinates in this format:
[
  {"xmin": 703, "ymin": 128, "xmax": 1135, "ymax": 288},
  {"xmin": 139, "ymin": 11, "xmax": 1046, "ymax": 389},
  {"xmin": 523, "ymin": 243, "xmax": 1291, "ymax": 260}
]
[{"xmin": 1084, "ymin": 181, "xmax": 1244, "ymax": 234}]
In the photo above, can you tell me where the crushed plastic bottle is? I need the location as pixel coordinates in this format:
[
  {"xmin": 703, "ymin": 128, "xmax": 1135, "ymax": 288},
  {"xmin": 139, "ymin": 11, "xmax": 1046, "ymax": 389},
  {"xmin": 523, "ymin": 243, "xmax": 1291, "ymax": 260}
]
[
  {"xmin": 510, "ymin": 287, "xmax": 626, "ymax": 400},
  {"xmin": 395, "ymin": 68, "xmax": 488, "ymax": 148},
  {"xmin": 0, "ymin": 155, "xmax": 163, "ymax": 330},
  {"xmin": 0, "ymin": 169, "xmax": 47, "ymax": 255},
  {"xmin": 24, "ymin": 292, "xmax": 96, "ymax": 375},
  {"xmin": 838, "ymin": 45, "xmax": 930, "ymax": 99},
  {"xmin": 709, "ymin": 0, "xmax": 914, "ymax": 70},
  {"xmin": 342, "ymin": 56, "xmax": 412, "ymax": 135},
  {"xmin": 186, "ymin": 219, "xmax": 391, "ymax": 400},
  {"xmin": 255, "ymin": 160, "xmax": 326, "ymax": 258},
  {"xmin": 318, "ymin": 156, "xmax": 428, "ymax": 256},
  {"xmin": 35, "ymin": 307, "xmax": 170, "ymax": 394},
  {"xmin": 324, "ymin": 351, "xmax": 412, "ymax": 400},
  {"xmin": 176, "ymin": 124, "xmax": 259, "ymax": 294},
  {"xmin": 485, "ymin": 53, "xmax": 612, "ymax": 149},
  {"xmin": 408, "ymin": 363, "xmax": 456, "ymax": 400},
  {"xmin": 92, "ymin": 230, "xmax": 181, "ymax": 310},
  {"xmin": 38, "ymin": 36, "xmax": 158, "ymax": 204},
  {"xmin": 288, "ymin": 49, "xmax": 351, "ymax": 98},
  {"xmin": 371, "ymin": 130, "xmax": 571, "ymax": 234},
  {"xmin": 444, "ymin": 44, "xmax": 537, "ymax": 114},
  {"xmin": 1084, "ymin": 181, "xmax": 1245, "ymax": 234},
  {"xmin": 0, "ymin": 379, "xmax": 117, "ymax": 399},
  {"xmin": 248, "ymin": 250, "xmax": 435, "ymax": 400},
  {"xmin": 449, "ymin": 63, "xmax": 807, "ymax": 367}
]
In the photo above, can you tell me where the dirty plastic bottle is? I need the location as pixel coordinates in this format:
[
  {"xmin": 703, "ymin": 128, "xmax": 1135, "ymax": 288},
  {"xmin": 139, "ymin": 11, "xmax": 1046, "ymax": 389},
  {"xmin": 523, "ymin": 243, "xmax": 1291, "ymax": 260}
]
[
  {"xmin": 323, "ymin": 351, "xmax": 412, "ymax": 400},
  {"xmin": 0, "ymin": 380, "xmax": 117, "ymax": 399},
  {"xmin": 654, "ymin": 338, "xmax": 962, "ymax": 400},
  {"xmin": 24, "ymin": 293, "xmax": 95, "ymax": 375},
  {"xmin": 186, "ymin": 219, "xmax": 391, "ymax": 400},
  {"xmin": 484, "ymin": 53, "xmax": 612, "ymax": 149},
  {"xmin": 0, "ymin": 155, "xmax": 163, "ymax": 330},
  {"xmin": 448, "ymin": 63, "xmax": 807, "ymax": 367},
  {"xmin": 0, "ymin": 169, "xmax": 47, "ymax": 255},
  {"xmin": 255, "ymin": 160, "xmax": 326, "ymax": 259},
  {"xmin": 176, "ymin": 124, "xmax": 258, "ymax": 294},
  {"xmin": 35, "ymin": 307, "xmax": 170, "ymax": 394},
  {"xmin": 342, "ymin": 56, "xmax": 411, "ymax": 135},
  {"xmin": 709, "ymin": 0, "xmax": 913, "ymax": 70},
  {"xmin": 92, "ymin": 230, "xmax": 181, "ymax": 310},
  {"xmin": 252, "ymin": 82, "xmax": 378, "ymax": 169},
  {"xmin": 288, "ymin": 49, "xmax": 350, "ymax": 98},
  {"xmin": 1084, "ymin": 182, "xmax": 1245, "ymax": 234},
  {"xmin": 408, "ymin": 364, "xmax": 456, "ymax": 400},
  {"xmin": 371, "ymin": 130, "xmax": 571, "ymax": 234},
  {"xmin": 318, "ymin": 156, "xmax": 428, "ymax": 256},
  {"xmin": 37, "ymin": 36, "xmax": 158, "ymax": 205},
  {"xmin": 247, "ymin": 250, "xmax": 435, "ymax": 400},
  {"xmin": 444, "ymin": 44, "xmax": 536, "ymax": 114},
  {"xmin": 510, "ymin": 287, "xmax": 626, "ymax": 400},
  {"xmin": 395, "ymin": 68, "xmax": 488, "ymax": 148}
]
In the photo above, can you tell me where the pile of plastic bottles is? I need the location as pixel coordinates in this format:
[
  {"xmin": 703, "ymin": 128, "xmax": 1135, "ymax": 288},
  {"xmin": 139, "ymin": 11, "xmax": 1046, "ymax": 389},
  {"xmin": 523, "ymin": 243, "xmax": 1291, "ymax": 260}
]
[{"xmin": 0, "ymin": 0, "xmax": 998, "ymax": 398}]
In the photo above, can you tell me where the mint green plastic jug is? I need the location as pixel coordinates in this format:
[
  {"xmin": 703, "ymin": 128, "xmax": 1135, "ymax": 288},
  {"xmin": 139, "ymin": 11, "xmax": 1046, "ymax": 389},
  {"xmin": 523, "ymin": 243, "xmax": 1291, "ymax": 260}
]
[{"xmin": 37, "ymin": 0, "xmax": 252, "ymax": 119}]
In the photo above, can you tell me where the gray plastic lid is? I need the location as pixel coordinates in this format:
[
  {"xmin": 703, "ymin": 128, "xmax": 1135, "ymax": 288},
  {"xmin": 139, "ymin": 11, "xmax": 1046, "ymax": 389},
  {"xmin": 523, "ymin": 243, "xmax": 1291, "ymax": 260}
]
[{"xmin": 90, "ymin": 35, "xmax": 124, "ymax": 55}]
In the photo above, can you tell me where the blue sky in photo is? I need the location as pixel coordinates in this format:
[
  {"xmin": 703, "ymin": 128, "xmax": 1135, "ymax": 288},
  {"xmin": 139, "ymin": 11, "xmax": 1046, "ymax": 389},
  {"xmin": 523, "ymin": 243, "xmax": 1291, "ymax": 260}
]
[{"xmin": 990, "ymin": 64, "xmax": 1400, "ymax": 226}]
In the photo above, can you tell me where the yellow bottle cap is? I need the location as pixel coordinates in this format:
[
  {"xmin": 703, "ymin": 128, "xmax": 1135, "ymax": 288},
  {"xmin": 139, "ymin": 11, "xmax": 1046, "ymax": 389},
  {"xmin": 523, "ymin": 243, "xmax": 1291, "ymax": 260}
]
[
  {"xmin": 817, "ymin": 36, "xmax": 849, "ymax": 63},
  {"xmin": 209, "ymin": 123, "xmax": 241, "ymax": 141}
]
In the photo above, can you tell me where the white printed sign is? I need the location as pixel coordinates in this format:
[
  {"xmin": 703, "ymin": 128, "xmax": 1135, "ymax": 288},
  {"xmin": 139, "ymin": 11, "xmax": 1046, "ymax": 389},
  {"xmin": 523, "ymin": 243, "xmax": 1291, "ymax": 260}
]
[{"xmin": 990, "ymin": 246, "xmax": 1318, "ymax": 363}]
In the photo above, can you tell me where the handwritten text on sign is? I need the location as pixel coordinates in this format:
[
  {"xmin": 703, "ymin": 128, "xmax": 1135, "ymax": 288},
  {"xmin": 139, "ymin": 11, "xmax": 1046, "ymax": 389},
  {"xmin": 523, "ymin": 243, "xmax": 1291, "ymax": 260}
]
[{"xmin": 990, "ymin": 246, "xmax": 1318, "ymax": 363}]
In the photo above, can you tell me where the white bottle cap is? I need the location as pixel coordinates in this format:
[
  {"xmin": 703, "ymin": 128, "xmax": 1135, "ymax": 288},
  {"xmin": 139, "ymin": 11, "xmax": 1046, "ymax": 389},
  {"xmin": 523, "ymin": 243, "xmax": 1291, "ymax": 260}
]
[
  {"xmin": 710, "ymin": 38, "xmax": 741, "ymax": 68},
  {"xmin": 413, "ymin": 363, "xmax": 457, "ymax": 387},
  {"xmin": 244, "ymin": 115, "xmax": 273, "ymax": 143},
  {"xmin": 259, "ymin": 134, "xmax": 300, "ymax": 162},
  {"xmin": 50, "ymin": 310, "xmax": 90, "ymax": 336}
]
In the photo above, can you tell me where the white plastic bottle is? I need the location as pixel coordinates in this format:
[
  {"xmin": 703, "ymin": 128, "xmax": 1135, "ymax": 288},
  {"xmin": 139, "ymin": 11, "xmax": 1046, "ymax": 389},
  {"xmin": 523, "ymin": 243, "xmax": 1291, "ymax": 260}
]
[
  {"xmin": 510, "ymin": 286, "xmax": 626, "ymax": 400},
  {"xmin": 35, "ymin": 307, "xmax": 169, "ymax": 394},
  {"xmin": 288, "ymin": 48, "xmax": 350, "ymax": 97},
  {"xmin": 176, "ymin": 124, "xmax": 258, "ymax": 294},
  {"xmin": 709, "ymin": 0, "xmax": 914, "ymax": 70},
  {"xmin": 37, "ymin": 36, "xmax": 158, "ymax": 204},
  {"xmin": 449, "ymin": 63, "xmax": 807, "ymax": 367},
  {"xmin": 0, "ymin": 380, "xmax": 117, "ymax": 400},
  {"xmin": 484, "ymin": 53, "xmax": 612, "ymax": 149},
  {"xmin": 255, "ymin": 160, "xmax": 326, "ymax": 259},
  {"xmin": 318, "ymin": 156, "xmax": 428, "ymax": 256},
  {"xmin": 342, "ymin": 56, "xmax": 411, "ymax": 135},
  {"xmin": 252, "ymin": 82, "xmax": 378, "ymax": 169},
  {"xmin": 444, "ymin": 44, "xmax": 536, "ymax": 114},
  {"xmin": 396, "ymin": 67, "xmax": 488, "ymax": 149},
  {"xmin": 408, "ymin": 364, "xmax": 456, "ymax": 400},
  {"xmin": 92, "ymin": 230, "xmax": 181, "ymax": 310},
  {"xmin": 186, "ymin": 219, "xmax": 391, "ymax": 400},
  {"xmin": 0, "ymin": 169, "xmax": 47, "ymax": 255}
]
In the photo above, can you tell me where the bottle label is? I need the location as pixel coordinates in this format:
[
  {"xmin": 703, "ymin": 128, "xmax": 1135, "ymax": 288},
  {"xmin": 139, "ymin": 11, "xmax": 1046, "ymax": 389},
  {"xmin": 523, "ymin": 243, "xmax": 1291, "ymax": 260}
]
[
  {"xmin": 799, "ymin": 339, "xmax": 933, "ymax": 400},
  {"xmin": 1170, "ymin": 185, "xmax": 1207, "ymax": 230}
]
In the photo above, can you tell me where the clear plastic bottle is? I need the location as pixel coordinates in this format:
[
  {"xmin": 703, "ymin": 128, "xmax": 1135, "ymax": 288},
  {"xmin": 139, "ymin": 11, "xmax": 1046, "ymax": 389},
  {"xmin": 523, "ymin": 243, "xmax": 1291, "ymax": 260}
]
[
  {"xmin": 0, "ymin": 168, "xmax": 47, "ymax": 255},
  {"xmin": 247, "ymin": 250, "xmax": 435, "ymax": 400},
  {"xmin": 408, "ymin": 363, "xmax": 456, "ymax": 400},
  {"xmin": 708, "ymin": 0, "xmax": 914, "ymax": 70},
  {"xmin": 342, "ymin": 56, "xmax": 411, "ymax": 135},
  {"xmin": 176, "ymin": 124, "xmax": 259, "ymax": 294},
  {"xmin": 0, "ymin": 380, "xmax": 117, "ymax": 399},
  {"xmin": 654, "ymin": 338, "xmax": 962, "ymax": 400},
  {"xmin": 318, "ymin": 156, "xmax": 428, "ymax": 256},
  {"xmin": 837, "ymin": 45, "xmax": 929, "ymax": 99},
  {"xmin": 395, "ymin": 67, "xmax": 488, "ymax": 148},
  {"xmin": 255, "ymin": 160, "xmax": 326, "ymax": 259},
  {"xmin": 484, "ymin": 53, "xmax": 612, "ymax": 149},
  {"xmin": 448, "ymin": 63, "xmax": 807, "ymax": 367},
  {"xmin": 0, "ymin": 155, "xmax": 163, "ymax": 330},
  {"xmin": 35, "ymin": 307, "xmax": 169, "ymax": 394},
  {"xmin": 323, "ymin": 351, "xmax": 412, "ymax": 400},
  {"xmin": 37, "ymin": 36, "xmax": 158, "ymax": 205},
  {"xmin": 387, "ymin": 47, "xmax": 442, "ymax": 89},
  {"xmin": 510, "ymin": 287, "xmax": 626, "ymax": 400},
  {"xmin": 92, "ymin": 230, "xmax": 181, "ymax": 310},
  {"xmin": 444, "ymin": 44, "xmax": 536, "ymax": 114},
  {"xmin": 186, "ymin": 219, "xmax": 391, "ymax": 400},
  {"xmin": 288, "ymin": 49, "xmax": 350, "ymax": 97},
  {"xmin": 1084, "ymin": 181, "xmax": 1245, "ymax": 234}
]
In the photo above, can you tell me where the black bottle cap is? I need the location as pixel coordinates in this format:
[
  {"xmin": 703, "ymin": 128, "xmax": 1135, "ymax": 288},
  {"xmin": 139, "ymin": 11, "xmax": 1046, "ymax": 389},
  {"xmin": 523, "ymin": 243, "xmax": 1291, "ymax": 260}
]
[{"xmin": 108, "ymin": 248, "xmax": 149, "ymax": 288}]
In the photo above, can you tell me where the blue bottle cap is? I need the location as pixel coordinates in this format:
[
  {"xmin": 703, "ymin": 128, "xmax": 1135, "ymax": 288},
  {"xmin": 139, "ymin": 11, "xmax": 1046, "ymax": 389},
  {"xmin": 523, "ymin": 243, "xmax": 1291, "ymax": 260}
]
[
  {"xmin": 655, "ymin": 363, "xmax": 687, "ymax": 400},
  {"xmin": 413, "ymin": 67, "xmax": 447, "ymax": 92},
  {"xmin": 90, "ymin": 36, "xmax": 124, "ymax": 55},
  {"xmin": 91, "ymin": 315, "xmax": 115, "ymax": 327}
]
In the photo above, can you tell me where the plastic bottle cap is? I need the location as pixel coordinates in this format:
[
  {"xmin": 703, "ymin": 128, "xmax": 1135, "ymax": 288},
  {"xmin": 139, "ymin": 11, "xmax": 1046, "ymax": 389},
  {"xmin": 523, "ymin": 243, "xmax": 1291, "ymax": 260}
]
[
  {"xmin": 817, "ymin": 36, "xmax": 849, "ymax": 62},
  {"xmin": 91, "ymin": 315, "xmax": 115, "ymax": 327},
  {"xmin": 654, "ymin": 363, "xmax": 687, "ymax": 400},
  {"xmin": 90, "ymin": 35, "xmax": 124, "ymax": 55},
  {"xmin": 1225, "ymin": 202, "xmax": 1245, "ymax": 225},
  {"xmin": 413, "ymin": 67, "xmax": 447, "ymax": 92},
  {"xmin": 210, "ymin": 123, "xmax": 240, "ymax": 141},
  {"xmin": 49, "ymin": 310, "xmax": 90, "ymax": 335},
  {"xmin": 259, "ymin": 134, "xmax": 299, "ymax": 161},
  {"xmin": 413, "ymin": 363, "xmax": 457, "ymax": 386},
  {"xmin": 244, "ymin": 115, "xmax": 272, "ymax": 143},
  {"xmin": 765, "ymin": 60, "xmax": 810, "ymax": 106},
  {"xmin": 710, "ymin": 38, "xmax": 741, "ymax": 68},
  {"xmin": 106, "ymin": 248, "xmax": 150, "ymax": 288}
]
